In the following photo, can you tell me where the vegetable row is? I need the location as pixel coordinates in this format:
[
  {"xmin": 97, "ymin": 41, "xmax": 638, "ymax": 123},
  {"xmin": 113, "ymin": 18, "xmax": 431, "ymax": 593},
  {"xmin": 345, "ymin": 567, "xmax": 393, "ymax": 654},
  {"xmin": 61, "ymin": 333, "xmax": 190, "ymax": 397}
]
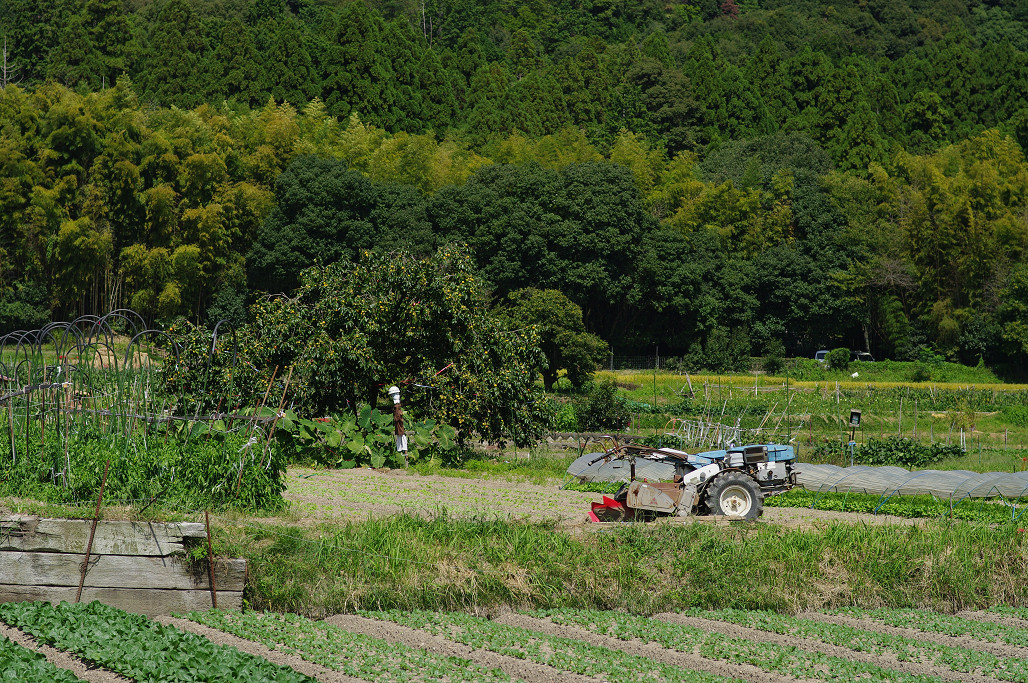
[
  {"xmin": 531, "ymin": 609, "xmax": 941, "ymax": 683},
  {"xmin": 0, "ymin": 634, "xmax": 82, "ymax": 682},
  {"xmin": 683, "ymin": 608, "xmax": 1028, "ymax": 682},
  {"xmin": 0, "ymin": 601, "xmax": 312, "ymax": 683},
  {"xmin": 186, "ymin": 609, "xmax": 519, "ymax": 683},
  {"xmin": 831, "ymin": 606, "xmax": 1028, "ymax": 647}
]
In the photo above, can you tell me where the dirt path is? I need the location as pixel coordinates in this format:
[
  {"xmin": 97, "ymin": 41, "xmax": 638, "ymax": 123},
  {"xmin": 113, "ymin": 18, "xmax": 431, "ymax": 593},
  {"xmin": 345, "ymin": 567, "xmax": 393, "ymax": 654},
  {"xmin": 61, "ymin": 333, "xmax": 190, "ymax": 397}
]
[
  {"xmin": 491, "ymin": 613, "xmax": 812, "ymax": 683},
  {"xmin": 658, "ymin": 612, "xmax": 1005, "ymax": 683},
  {"xmin": 0, "ymin": 622, "xmax": 130, "ymax": 683},
  {"xmin": 798, "ymin": 611, "xmax": 1028, "ymax": 662},
  {"xmin": 323, "ymin": 613, "xmax": 600, "ymax": 683},
  {"xmin": 273, "ymin": 466, "xmax": 934, "ymax": 528},
  {"xmin": 156, "ymin": 616, "xmax": 366, "ymax": 683}
]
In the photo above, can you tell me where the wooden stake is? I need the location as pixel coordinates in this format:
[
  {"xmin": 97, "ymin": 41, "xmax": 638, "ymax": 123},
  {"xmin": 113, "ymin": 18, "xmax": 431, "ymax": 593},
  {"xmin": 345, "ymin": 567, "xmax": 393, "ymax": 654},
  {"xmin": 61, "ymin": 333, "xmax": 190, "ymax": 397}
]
[
  {"xmin": 247, "ymin": 365, "xmax": 279, "ymax": 439},
  {"xmin": 76, "ymin": 457, "xmax": 110, "ymax": 603},
  {"xmin": 205, "ymin": 510, "xmax": 217, "ymax": 609}
]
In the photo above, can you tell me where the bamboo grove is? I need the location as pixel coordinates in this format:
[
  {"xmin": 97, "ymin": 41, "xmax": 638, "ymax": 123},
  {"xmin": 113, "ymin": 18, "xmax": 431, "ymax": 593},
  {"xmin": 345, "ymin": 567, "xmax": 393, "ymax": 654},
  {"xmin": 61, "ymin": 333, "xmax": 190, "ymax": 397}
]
[{"xmin": 0, "ymin": 0, "xmax": 1027, "ymax": 373}]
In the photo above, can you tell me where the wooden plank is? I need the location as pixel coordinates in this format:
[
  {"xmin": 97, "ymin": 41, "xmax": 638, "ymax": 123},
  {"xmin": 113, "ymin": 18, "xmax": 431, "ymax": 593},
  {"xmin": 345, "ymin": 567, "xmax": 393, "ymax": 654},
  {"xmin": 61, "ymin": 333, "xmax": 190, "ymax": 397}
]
[
  {"xmin": 0, "ymin": 517, "xmax": 206, "ymax": 556},
  {"xmin": 0, "ymin": 585, "xmax": 243, "ymax": 616},
  {"xmin": 0, "ymin": 552, "xmax": 246, "ymax": 591}
]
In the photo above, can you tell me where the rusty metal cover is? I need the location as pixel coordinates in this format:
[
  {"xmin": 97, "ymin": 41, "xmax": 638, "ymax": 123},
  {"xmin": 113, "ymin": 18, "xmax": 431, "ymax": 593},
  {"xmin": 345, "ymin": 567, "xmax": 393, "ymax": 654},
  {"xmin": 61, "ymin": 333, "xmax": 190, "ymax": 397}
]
[{"xmin": 626, "ymin": 481, "xmax": 680, "ymax": 513}]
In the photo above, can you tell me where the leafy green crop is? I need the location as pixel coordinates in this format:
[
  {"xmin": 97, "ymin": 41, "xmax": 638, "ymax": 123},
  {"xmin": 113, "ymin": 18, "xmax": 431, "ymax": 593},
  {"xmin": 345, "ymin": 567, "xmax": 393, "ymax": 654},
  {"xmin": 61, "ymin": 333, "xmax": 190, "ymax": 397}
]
[
  {"xmin": 276, "ymin": 405, "xmax": 456, "ymax": 469},
  {"xmin": 187, "ymin": 609, "xmax": 517, "ymax": 682},
  {"xmin": 0, "ymin": 425, "xmax": 287, "ymax": 512},
  {"xmin": 686, "ymin": 608, "xmax": 1028, "ymax": 682},
  {"xmin": 533, "ymin": 609, "xmax": 940, "ymax": 683},
  {"xmin": 0, "ymin": 601, "xmax": 313, "ymax": 683},
  {"xmin": 764, "ymin": 488, "xmax": 1025, "ymax": 524},
  {"xmin": 989, "ymin": 606, "xmax": 1028, "ymax": 620},
  {"xmin": 831, "ymin": 608, "xmax": 1028, "ymax": 646},
  {"xmin": 361, "ymin": 609, "xmax": 740, "ymax": 683},
  {"xmin": 856, "ymin": 436, "xmax": 964, "ymax": 468},
  {"xmin": 0, "ymin": 635, "xmax": 82, "ymax": 682},
  {"xmin": 562, "ymin": 480, "xmax": 623, "ymax": 494}
]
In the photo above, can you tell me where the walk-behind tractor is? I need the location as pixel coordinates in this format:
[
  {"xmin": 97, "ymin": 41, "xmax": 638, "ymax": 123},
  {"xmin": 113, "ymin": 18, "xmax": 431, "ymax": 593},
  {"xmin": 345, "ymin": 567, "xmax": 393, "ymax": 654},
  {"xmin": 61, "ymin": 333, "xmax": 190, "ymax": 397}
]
[{"xmin": 568, "ymin": 441, "xmax": 798, "ymax": 521}]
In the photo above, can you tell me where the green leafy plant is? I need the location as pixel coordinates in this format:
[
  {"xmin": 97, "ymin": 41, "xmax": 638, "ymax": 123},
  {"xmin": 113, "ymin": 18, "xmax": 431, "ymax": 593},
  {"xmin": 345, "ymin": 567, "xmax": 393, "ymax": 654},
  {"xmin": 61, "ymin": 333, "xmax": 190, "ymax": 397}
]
[
  {"xmin": 682, "ymin": 608, "xmax": 1028, "ymax": 682},
  {"xmin": 764, "ymin": 489, "xmax": 1022, "ymax": 524},
  {"xmin": 188, "ymin": 609, "xmax": 513, "ymax": 683},
  {"xmin": 0, "ymin": 425, "xmax": 287, "ymax": 512},
  {"xmin": 856, "ymin": 435, "xmax": 963, "ymax": 468},
  {"xmin": 362, "ymin": 609, "xmax": 734, "ymax": 683},
  {"xmin": 538, "ymin": 609, "xmax": 953, "ymax": 683},
  {"xmin": 578, "ymin": 379, "xmax": 631, "ymax": 432},
  {"xmin": 826, "ymin": 347, "xmax": 850, "ymax": 371},
  {"xmin": 0, "ymin": 634, "xmax": 82, "ymax": 682},
  {"xmin": 277, "ymin": 405, "xmax": 456, "ymax": 468},
  {"xmin": 548, "ymin": 400, "xmax": 579, "ymax": 431},
  {"xmin": 0, "ymin": 601, "xmax": 314, "ymax": 683}
]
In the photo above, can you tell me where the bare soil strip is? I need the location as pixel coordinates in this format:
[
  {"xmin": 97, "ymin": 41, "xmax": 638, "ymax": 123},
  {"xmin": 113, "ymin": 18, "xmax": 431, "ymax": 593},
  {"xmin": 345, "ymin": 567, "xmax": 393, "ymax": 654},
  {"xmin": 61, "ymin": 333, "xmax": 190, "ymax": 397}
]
[
  {"xmin": 798, "ymin": 611, "xmax": 1028, "ymax": 662},
  {"xmin": 279, "ymin": 467, "xmax": 597, "ymax": 524},
  {"xmin": 493, "ymin": 612, "xmax": 813, "ymax": 683},
  {"xmin": 0, "ymin": 621, "xmax": 130, "ymax": 683},
  {"xmin": 656, "ymin": 613, "xmax": 1003, "ymax": 683},
  {"xmin": 324, "ymin": 613, "xmax": 599, "ymax": 683},
  {"xmin": 156, "ymin": 616, "xmax": 366, "ymax": 683},
  {"xmin": 954, "ymin": 610, "xmax": 1028, "ymax": 632}
]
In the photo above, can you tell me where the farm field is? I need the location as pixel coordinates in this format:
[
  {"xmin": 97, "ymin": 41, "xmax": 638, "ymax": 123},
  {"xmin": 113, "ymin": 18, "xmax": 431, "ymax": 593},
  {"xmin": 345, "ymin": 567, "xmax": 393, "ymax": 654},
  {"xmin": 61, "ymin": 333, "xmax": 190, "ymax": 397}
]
[
  {"xmin": 3, "ymin": 325, "xmax": 1028, "ymax": 682},
  {"xmin": 5, "ymin": 601, "xmax": 1028, "ymax": 682},
  {"xmin": 272, "ymin": 464, "xmax": 938, "ymax": 528},
  {"xmin": 591, "ymin": 369, "xmax": 1028, "ymax": 461}
]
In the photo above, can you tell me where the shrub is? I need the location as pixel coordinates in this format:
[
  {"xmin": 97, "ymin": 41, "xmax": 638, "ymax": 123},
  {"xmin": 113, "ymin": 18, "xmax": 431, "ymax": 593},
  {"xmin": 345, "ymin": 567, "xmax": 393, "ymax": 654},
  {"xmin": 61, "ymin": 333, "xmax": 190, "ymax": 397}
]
[
  {"xmin": 548, "ymin": 401, "xmax": 579, "ymax": 432},
  {"xmin": 762, "ymin": 353, "xmax": 785, "ymax": 375},
  {"xmin": 855, "ymin": 436, "xmax": 963, "ymax": 468},
  {"xmin": 910, "ymin": 364, "xmax": 932, "ymax": 382},
  {"xmin": 578, "ymin": 380, "xmax": 631, "ymax": 432},
  {"xmin": 826, "ymin": 347, "xmax": 850, "ymax": 371},
  {"xmin": 761, "ymin": 339, "xmax": 786, "ymax": 375}
]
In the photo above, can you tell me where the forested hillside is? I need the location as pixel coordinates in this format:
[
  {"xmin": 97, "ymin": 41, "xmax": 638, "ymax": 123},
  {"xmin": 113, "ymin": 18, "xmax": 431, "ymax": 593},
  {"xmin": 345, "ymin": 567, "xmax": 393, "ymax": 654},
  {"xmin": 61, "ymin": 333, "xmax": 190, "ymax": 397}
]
[{"xmin": 0, "ymin": 0, "xmax": 1026, "ymax": 373}]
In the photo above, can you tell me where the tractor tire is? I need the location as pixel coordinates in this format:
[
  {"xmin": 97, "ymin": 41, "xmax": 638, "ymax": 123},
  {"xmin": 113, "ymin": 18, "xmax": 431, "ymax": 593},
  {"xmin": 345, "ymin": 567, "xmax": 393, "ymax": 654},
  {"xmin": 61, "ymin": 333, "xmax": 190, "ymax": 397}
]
[{"xmin": 705, "ymin": 472, "xmax": 763, "ymax": 520}]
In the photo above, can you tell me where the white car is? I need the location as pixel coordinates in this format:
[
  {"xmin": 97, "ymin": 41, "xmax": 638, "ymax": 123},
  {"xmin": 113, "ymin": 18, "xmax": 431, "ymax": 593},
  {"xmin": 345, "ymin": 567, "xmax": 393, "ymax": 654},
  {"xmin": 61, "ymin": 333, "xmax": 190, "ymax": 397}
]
[{"xmin": 814, "ymin": 349, "xmax": 828, "ymax": 362}]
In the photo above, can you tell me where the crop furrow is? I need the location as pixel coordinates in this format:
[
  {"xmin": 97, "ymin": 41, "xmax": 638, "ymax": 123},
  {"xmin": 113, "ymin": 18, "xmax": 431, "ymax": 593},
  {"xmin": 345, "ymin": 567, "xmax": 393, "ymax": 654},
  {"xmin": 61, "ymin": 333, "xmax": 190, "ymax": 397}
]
[
  {"xmin": 685, "ymin": 608, "xmax": 1028, "ymax": 682},
  {"xmin": 533, "ymin": 609, "xmax": 945, "ymax": 683},
  {"xmin": 827, "ymin": 607, "xmax": 1028, "ymax": 647},
  {"xmin": 361, "ymin": 609, "xmax": 745, "ymax": 683},
  {"xmin": 186, "ymin": 609, "xmax": 520, "ymax": 683},
  {"xmin": 0, "ymin": 634, "xmax": 84, "ymax": 682},
  {"xmin": 0, "ymin": 601, "xmax": 313, "ymax": 683}
]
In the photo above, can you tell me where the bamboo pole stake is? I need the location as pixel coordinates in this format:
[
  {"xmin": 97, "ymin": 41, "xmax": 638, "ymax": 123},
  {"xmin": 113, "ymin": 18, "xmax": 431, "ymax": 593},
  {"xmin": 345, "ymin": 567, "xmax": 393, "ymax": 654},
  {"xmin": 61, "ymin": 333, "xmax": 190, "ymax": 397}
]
[
  {"xmin": 76, "ymin": 457, "xmax": 111, "ymax": 603},
  {"xmin": 247, "ymin": 366, "xmax": 279, "ymax": 439},
  {"xmin": 898, "ymin": 397, "xmax": 903, "ymax": 436},
  {"xmin": 205, "ymin": 510, "xmax": 218, "ymax": 609}
]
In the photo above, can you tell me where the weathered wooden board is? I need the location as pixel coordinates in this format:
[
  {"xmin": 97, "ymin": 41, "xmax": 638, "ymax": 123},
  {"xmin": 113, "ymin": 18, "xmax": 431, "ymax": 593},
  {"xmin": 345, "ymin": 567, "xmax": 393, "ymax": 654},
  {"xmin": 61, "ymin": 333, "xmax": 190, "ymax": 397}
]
[
  {"xmin": 0, "ymin": 516, "xmax": 247, "ymax": 615},
  {"xmin": 0, "ymin": 516, "xmax": 206, "ymax": 556},
  {"xmin": 0, "ymin": 552, "xmax": 245, "ymax": 590},
  {"xmin": 0, "ymin": 585, "xmax": 242, "ymax": 616}
]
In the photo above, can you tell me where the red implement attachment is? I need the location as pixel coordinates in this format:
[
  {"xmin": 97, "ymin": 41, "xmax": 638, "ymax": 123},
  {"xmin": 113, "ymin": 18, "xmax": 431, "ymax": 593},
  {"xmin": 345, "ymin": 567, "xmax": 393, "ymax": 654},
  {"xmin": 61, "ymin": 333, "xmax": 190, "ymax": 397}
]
[{"xmin": 588, "ymin": 495, "xmax": 634, "ymax": 522}]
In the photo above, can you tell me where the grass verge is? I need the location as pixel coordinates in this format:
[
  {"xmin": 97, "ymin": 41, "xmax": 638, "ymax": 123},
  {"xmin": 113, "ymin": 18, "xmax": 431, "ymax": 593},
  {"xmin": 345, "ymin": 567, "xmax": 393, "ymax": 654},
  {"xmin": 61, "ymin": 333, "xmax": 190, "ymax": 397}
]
[
  {"xmin": 217, "ymin": 514, "xmax": 1028, "ymax": 617},
  {"xmin": 561, "ymin": 483, "xmax": 1028, "ymax": 524}
]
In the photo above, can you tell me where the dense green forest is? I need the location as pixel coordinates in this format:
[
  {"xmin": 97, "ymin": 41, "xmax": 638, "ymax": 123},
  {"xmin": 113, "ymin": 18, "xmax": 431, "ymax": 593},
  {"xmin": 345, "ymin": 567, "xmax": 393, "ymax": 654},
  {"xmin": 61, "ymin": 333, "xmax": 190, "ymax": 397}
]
[{"xmin": 0, "ymin": 0, "xmax": 1027, "ymax": 374}]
